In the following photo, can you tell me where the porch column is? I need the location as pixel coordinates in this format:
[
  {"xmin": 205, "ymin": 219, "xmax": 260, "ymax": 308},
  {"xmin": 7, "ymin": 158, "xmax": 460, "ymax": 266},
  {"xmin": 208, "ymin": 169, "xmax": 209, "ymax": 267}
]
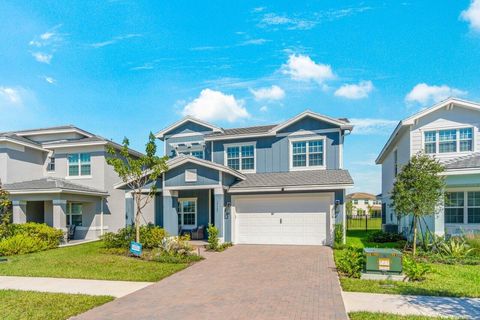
[
  {"xmin": 163, "ymin": 190, "xmax": 179, "ymax": 236},
  {"xmin": 214, "ymin": 187, "xmax": 225, "ymax": 241},
  {"xmin": 52, "ymin": 199, "xmax": 67, "ymax": 232},
  {"xmin": 12, "ymin": 200, "xmax": 27, "ymax": 224}
]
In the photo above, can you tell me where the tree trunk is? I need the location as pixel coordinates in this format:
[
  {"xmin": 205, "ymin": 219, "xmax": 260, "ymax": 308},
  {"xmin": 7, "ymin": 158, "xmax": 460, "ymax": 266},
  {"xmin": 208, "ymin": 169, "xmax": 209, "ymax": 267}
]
[
  {"xmin": 135, "ymin": 194, "xmax": 142, "ymax": 243},
  {"xmin": 412, "ymin": 216, "xmax": 417, "ymax": 256}
]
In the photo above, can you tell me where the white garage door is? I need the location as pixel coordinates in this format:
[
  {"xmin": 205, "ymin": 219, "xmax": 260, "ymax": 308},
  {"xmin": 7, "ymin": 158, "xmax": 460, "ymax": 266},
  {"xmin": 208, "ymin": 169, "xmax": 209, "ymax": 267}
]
[{"xmin": 234, "ymin": 194, "xmax": 331, "ymax": 246}]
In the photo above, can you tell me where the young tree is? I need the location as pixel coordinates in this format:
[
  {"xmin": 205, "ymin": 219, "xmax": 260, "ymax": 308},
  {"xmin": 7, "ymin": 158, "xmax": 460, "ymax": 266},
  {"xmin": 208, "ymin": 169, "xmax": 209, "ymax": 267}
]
[
  {"xmin": 390, "ymin": 152, "xmax": 445, "ymax": 255},
  {"xmin": 346, "ymin": 200, "xmax": 353, "ymax": 216},
  {"xmin": 107, "ymin": 133, "xmax": 168, "ymax": 243}
]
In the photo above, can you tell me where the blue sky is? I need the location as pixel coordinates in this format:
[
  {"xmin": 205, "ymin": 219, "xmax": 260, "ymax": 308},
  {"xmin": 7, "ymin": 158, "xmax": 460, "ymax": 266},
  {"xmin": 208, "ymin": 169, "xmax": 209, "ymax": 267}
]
[{"xmin": 1, "ymin": 1, "xmax": 480, "ymax": 194}]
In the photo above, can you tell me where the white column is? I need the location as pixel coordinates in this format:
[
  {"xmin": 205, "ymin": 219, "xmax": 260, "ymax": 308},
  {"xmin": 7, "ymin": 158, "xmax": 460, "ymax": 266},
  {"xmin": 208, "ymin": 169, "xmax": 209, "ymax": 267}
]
[
  {"xmin": 100, "ymin": 197, "xmax": 104, "ymax": 236},
  {"xmin": 52, "ymin": 199, "xmax": 67, "ymax": 232},
  {"xmin": 214, "ymin": 187, "xmax": 224, "ymax": 242},
  {"xmin": 12, "ymin": 200, "xmax": 27, "ymax": 224}
]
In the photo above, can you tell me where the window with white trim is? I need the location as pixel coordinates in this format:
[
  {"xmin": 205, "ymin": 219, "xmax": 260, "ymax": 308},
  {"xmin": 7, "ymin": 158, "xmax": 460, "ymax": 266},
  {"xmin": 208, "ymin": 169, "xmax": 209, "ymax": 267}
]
[
  {"xmin": 393, "ymin": 149, "xmax": 398, "ymax": 176},
  {"xmin": 66, "ymin": 203, "xmax": 83, "ymax": 227},
  {"xmin": 467, "ymin": 192, "xmax": 480, "ymax": 224},
  {"xmin": 291, "ymin": 139, "xmax": 324, "ymax": 168},
  {"xmin": 47, "ymin": 156, "xmax": 55, "ymax": 172},
  {"xmin": 226, "ymin": 144, "xmax": 254, "ymax": 171},
  {"xmin": 68, "ymin": 153, "xmax": 91, "ymax": 176},
  {"xmin": 445, "ymin": 192, "xmax": 464, "ymax": 223},
  {"xmin": 178, "ymin": 150, "xmax": 204, "ymax": 159},
  {"xmin": 424, "ymin": 128, "xmax": 473, "ymax": 154},
  {"xmin": 177, "ymin": 199, "xmax": 196, "ymax": 228}
]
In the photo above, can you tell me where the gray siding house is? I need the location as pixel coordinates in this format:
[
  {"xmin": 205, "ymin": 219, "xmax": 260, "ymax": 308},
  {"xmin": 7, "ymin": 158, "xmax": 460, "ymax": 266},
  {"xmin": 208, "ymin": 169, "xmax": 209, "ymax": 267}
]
[
  {"xmin": 377, "ymin": 98, "xmax": 480, "ymax": 237},
  {"xmin": 1, "ymin": 126, "xmax": 142, "ymax": 239},
  {"xmin": 124, "ymin": 110, "xmax": 354, "ymax": 246}
]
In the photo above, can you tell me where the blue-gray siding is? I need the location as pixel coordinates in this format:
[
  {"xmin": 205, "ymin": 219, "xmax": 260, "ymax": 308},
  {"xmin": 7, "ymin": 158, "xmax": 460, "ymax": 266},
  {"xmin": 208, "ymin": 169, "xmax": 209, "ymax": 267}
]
[{"xmin": 164, "ymin": 163, "xmax": 219, "ymax": 187}]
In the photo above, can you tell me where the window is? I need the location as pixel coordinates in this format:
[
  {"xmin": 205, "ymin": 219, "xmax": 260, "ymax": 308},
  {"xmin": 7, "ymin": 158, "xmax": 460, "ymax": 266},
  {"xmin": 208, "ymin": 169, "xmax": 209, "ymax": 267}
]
[
  {"xmin": 424, "ymin": 128, "xmax": 474, "ymax": 154},
  {"xmin": 445, "ymin": 192, "xmax": 464, "ymax": 223},
  {"xmin": 178, "ymin": 199, "xmax": 196, "ymax": 228},
  {"xmin": 353, "ymin": 200, "xmax": 358, "ymax": 205},
  {"xmin": 460, "ymin": 128, "xmax": 473, "ymax": 152},
  {"xmin": 424, "ymin": 131, "xmax": 436, "ymax": 154},
  {"xmin": 226, "ymin": 144, "xmax": 255, "ymax": 171},
  {"xmin": 47, "ymin": 156, "xmax": 55, "ymax": 172},
  {"xmin": 291, "ymin": 139, "xmax": 324, "ymax": 168},
  {"xmin": 68, "ymin": 153, "xmax": 91, "ymax": 176},
  {"xmin": 66, "ymin": 203, "xmax": 82, "ymax": 227},
  {"xmin": 439, "ymin": 129, "xmax": 457, "ymax": 153},
  {"xmin": 467, "ymin": 192, "xmax": 480, "ymax": 224}
]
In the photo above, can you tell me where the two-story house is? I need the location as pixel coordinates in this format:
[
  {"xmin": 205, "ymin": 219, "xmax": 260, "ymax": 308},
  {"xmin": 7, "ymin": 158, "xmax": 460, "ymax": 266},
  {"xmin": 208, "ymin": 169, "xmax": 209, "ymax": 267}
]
[
  {"xmin": 0, "ymin": 125, "xmax": 143, "ymax": 239},
  {"xmin": 121, "ymin": 110, "xmax": 354, "ymax": 246},
  {"xmin": 377, "ymin": 98, "xmax": 480, "ymax": 236},
  {"xmin": 345, "ymin": 192, "xmax": 382, "ymax": 216}
]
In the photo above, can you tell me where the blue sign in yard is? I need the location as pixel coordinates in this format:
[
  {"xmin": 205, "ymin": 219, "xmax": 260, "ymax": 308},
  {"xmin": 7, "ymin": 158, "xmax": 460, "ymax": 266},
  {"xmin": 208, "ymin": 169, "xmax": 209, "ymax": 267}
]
[{"xmin": 130, "ymin": 241, "xmax": 142, "ymax": 256}]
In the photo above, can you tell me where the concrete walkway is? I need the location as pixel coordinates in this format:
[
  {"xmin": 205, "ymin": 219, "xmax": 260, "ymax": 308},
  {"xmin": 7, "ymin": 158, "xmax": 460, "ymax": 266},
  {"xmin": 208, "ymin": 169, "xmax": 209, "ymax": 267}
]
[
  {"xmin": 73, "ymin": 245, "xmax": 348, "ymax": 320},
  {"xmin": 343, "ymin": 292, "xmax": 480, "ymax": 319},
  {"xmin": 0, "ymin": 276, "xmax": 153, "ymax": 298}
]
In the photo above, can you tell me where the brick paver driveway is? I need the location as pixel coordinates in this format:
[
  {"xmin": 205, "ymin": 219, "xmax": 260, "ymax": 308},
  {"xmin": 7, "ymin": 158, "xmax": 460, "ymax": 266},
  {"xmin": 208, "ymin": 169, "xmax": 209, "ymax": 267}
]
[{"xmin": 73, "ymin": 245, "xmax": 347, "ymax": 320}]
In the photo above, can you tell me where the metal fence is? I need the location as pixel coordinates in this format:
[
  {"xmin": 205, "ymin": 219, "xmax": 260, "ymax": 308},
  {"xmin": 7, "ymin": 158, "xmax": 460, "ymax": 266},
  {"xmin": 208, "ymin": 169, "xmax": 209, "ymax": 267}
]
[{"xmin": 347, "ymin": 212, "xmax": 382, "ymax": 231}]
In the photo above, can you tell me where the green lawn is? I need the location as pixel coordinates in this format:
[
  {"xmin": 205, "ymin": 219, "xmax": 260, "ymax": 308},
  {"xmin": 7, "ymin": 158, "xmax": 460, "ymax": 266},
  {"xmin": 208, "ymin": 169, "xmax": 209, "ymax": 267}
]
[
  {"xmin": 349, "ymin": 312, "xmax": 455, "ymax": 320},
  {"xmin": 0, "ymin": 241, "xmax": 188, "ymax": 282},
  {"xmin": 337, "ymin": 230, "xmax": 480, "ymax": 298},
  {"xmin": 0, "ymin": 289, "xmax": 113, "ymax": 320},
  {"xmin": 346, "ymin": 230, "xmax": 403, "ymax": 248}
]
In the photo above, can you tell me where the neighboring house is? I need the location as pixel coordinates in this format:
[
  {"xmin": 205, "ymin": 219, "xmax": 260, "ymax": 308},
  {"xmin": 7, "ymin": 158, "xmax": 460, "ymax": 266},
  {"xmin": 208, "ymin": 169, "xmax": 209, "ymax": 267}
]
[
  {"xmin": 119, "ymin": 110, "xmax": 354, "ymax": 246},
  {"xmin": 1, "ymin": 126, "xmax": 143, "ymax": 239},
  {"xmin": 345, "ymin": 192, "xmax": 381, "ymax": 216},
  {"xmin": 376, "ymin": 98, "xmax": 480, "ymax": 236}
]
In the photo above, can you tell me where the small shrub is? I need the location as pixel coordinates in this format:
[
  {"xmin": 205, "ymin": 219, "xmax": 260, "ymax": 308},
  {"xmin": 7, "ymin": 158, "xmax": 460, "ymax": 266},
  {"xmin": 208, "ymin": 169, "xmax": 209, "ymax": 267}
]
[
  {"xmin": 465, "ymin": 233, "xmax": 480, "ymax": 256},
  {"xmin": 336, "ymin": 247, "xmax": 364, "ymax": 278},
  {"xmin": 150, "ymin": 249, "xmax": 203, "ymax": 264},
  {"xmin": 11, "ymin": 223, "xmax": 64, "ymax": 248},
  {"xmin": 403, "ymin": 255, "xmax": 430, "ymax": 281},
  {"xmin": 206, "ymin": 224, "xmax": 219, "ymax": 251},
  {"xmin": 0, "ymin": 234, "xmax": 48, "ymax": 256},
  {"xmin": 438, "ymin": 238, "xmax": 474, "ymax": 259},
  {"xmin": 367, "ymin": 230, "xmax": 404, "ymax": 243},
  {"xmin": 101, "ymin": 225, "xmax": 167, "ymax": 249},
  {"xmin": 160, "ymin": 234, "xmax": 193, "ymax": 256},
  {"xmin": 334, "ymin": 224, "xmax": 343, "ymax": 245}
]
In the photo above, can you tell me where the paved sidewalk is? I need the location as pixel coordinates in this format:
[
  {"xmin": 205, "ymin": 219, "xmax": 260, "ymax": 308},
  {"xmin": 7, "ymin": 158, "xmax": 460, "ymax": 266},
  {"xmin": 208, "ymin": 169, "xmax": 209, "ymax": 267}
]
[
  {"xmin": 0, "ymin": 276, "xmax": 153, "ymax": 297},
  {"xmin": 74, "ymin": 245, "xmax": 348, "ymax": 320},
  {"xmin": 343, "ymin": 291, "xmax": 480, "ymax": 319}
]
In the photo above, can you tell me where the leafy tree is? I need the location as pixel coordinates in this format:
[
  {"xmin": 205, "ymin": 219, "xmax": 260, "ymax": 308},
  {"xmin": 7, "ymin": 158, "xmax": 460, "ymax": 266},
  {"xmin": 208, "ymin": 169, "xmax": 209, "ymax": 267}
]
[
  {"xmin": 346, "ymin": 200, "xmax": 353, "ymax": 216},
  {"xmin": 0, "ymin": 182, "xmax": 12, "ymax": 239},
  {"xmin": 106, "ymin": 133, "xmax": 168, "ymax": 243},
  {"xmin": 390, "ymin": 152, "xmax": 445, "ymax": 255}
]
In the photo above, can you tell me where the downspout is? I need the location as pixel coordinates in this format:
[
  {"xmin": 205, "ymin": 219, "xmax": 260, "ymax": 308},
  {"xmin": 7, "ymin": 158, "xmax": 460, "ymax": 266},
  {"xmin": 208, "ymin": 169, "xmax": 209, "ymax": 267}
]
[{"xmin": 100, "ymin": 197, "xmax": 104, "ymax": 236}]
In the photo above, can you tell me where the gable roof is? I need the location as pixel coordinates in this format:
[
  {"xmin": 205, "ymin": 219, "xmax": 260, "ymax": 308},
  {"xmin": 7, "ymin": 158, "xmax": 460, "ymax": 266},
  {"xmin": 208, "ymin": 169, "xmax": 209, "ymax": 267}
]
[
  {"xmin": 204, "ymin": 110, "xmax": 352, "ymax": 141},
  {"xmin": 155, "ymin": 116, "xmax": 223, "ymax": 140},
  {"xmin": 376, "ymin": 97, "xmax": 480, "ymax": 164},
  {"xmin": 346, "ymin": 192, "xmax": 377, "ymax": 201},
  {"xmin": 167, "ymin": 155, "xmax": 246, "ymax": 180},
  {"xmin": 4, "ymin": 177, "xmax": 108, "ymax": 196}
]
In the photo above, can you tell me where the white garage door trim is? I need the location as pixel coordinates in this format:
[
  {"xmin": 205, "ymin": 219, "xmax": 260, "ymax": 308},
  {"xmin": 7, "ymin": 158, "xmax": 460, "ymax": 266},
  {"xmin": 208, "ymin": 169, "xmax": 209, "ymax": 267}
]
[{"xmin": 232, "ymin": 193, "xmax": 334, "ymax": 246}]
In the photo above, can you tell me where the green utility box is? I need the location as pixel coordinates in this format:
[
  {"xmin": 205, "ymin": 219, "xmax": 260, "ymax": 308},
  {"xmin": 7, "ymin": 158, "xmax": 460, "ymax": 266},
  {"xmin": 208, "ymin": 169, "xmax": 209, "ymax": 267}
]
[{"xmin": 364, "ymin": 248, "xmax": 402, "ymax": 274}]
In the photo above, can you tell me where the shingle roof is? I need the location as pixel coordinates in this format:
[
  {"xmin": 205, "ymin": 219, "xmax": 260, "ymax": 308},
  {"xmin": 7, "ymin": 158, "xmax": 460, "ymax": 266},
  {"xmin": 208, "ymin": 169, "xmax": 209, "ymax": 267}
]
[
  {"xmin": 4, "ymin": 177, "xmax": 108, "ymax": 195},
  {"xmin": 443, "ymin": 153, "xmax": 480, "ymax": 170},
  {"xmin": 0, "ymin": 132, "xmax": 43, "ymax": 146},
  {"xmin": 206, "ymin": 124, "xmax": 277, "ymax": 138},
  {"xmin": 230, "ymin": 170, "xmax": 353, "ymax": 189},
  {"xmin": 346, "ymin": 192, "xmax": 377, "ymax": 200}
]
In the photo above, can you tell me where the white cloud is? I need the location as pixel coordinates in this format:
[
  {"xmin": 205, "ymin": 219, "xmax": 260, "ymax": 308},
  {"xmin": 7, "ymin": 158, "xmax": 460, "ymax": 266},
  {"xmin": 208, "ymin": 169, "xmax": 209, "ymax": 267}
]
[
  {"xmin": 250, "ymin": 85, "xmax": 285, "ymax": 101},
  {"xmin": 334, "ymin": 81, "xmax": 374, "ymax": 99},
  {"xmin": 260, "ymin": 13, "xmax": 316, "ymax": 30},
  {"xmin": 282, "ymin": 54, "xmax": 335, "ymax": 84},
  {"xmin": 32, "ymin": 52, "xmax": 52, "ymax": 64},
  {"xmin": 349, "ymin": 118, "xmax": 398, "ymax": 135},
  {"xmin": 260, "ymin": 106, "xmax": 268, "ymax": 112},
  {"xmin": 29, "ymin": 25, "xmax": 64, "ymax": 48},
  {"xmin": 182, "ymin": 89, "xmax": 250, "ymax": 123},
  {"xmin": 43, "ymin": 76, "xmax": 56, "ymax": 84},
  {"xmin": 0, "ymin": 87, "xmax": 22, "ymax": 105},
  {"xmin": 239, "ymin": 38, "xmax": 269, "ymax": 46},
  {"xmin": 405, "ymin": 83, "xmax": 467, "ymax": 105},
  {"xmin": 89, "ymin": 34, "xmax": 142, "ymax": 48},
  {"xmin": 461, "ymin": 0, "xmax": 480, "ymax": 32}
]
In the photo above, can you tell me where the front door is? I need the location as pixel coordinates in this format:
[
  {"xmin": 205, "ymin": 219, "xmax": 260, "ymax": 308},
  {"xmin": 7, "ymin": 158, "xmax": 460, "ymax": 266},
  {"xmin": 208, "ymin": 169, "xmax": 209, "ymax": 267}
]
[{"xmin": 177, "ymin": 198, "xmax": 197, "ymax": 230}]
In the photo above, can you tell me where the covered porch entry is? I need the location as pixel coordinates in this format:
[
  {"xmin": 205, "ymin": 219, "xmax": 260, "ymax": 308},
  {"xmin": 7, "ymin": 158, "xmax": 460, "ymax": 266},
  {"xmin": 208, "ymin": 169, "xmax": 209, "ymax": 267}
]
[{"xmin": 5, "ymin": 178, "xmax": 109, "ymax": 240}]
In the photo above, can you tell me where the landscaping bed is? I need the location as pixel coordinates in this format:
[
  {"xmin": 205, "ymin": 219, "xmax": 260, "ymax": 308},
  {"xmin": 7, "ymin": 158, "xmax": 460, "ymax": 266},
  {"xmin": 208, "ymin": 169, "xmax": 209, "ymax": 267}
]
[
  {"xmin": 349, "ymin": 312, "xmax": 453, "ymax": 320},
  {"xmin": 0, "ymin": 289, "xmax": 113, "ymax": 320},
  {"xmin": 335, "ymin": 230, "xmax": 480, "ymax": 298}
]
